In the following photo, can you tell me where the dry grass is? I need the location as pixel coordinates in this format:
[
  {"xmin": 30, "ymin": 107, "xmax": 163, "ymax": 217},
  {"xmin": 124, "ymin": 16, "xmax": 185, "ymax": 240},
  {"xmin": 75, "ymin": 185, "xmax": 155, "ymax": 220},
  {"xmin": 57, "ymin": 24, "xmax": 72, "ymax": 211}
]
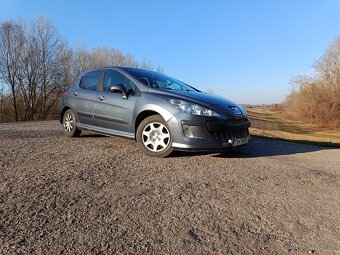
[{"xmin": 248, "ymin": 107, "xmax": 340, "ymax": 147}]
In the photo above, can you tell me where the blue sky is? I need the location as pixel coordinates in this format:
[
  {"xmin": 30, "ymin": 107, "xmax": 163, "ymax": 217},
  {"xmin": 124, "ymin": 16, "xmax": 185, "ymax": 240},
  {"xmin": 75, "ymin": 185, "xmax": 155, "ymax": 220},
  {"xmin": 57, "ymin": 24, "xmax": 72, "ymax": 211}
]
[{"xmin": 1, "ymin": 0, "xmax": 339, "ymax": 104}]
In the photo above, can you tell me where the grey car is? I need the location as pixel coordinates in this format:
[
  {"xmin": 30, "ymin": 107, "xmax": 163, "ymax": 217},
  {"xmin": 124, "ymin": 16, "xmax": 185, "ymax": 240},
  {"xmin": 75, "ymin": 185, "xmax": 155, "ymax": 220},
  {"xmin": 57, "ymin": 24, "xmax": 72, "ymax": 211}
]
[{"xmin": 59, "ymin": 67, "xmax": 251, "ymax": 157}]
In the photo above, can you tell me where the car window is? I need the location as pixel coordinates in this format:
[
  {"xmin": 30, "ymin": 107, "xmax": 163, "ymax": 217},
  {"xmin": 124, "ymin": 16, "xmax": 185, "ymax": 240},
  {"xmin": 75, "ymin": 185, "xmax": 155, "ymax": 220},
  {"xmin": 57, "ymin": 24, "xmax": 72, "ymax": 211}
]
[
  {"xmin": 103, "ymin": 69, "xmax": 136, "ymax": 93},
  {"xmin": 155, "ymin": 79, "xmax": 184, "ymax": 90},
  {"xmin": 79, "ymin": 70, "xmax": 100, "ymax": 90},
  {"xmin": 123, "ymin": 68, "xmax": 197, "ymax": 92}
]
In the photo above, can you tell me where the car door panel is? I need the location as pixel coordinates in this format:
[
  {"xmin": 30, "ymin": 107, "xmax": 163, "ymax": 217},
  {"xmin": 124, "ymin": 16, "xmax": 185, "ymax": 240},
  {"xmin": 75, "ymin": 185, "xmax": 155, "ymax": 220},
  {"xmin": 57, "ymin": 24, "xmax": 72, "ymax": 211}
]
[
  {"xmin": 71, "ymin": 89, "xmax": 97, "ymax": 126},
  {"xmin": 95, "ymin": 69, "xmax": 137, "ymax": 133},
  {"xmin": 95, "ymin": 93, "xmax": 136, "ymax": 132},
  {"xmin": 71, "ymin": 70, "xmax": 102, "ymax": 126}
]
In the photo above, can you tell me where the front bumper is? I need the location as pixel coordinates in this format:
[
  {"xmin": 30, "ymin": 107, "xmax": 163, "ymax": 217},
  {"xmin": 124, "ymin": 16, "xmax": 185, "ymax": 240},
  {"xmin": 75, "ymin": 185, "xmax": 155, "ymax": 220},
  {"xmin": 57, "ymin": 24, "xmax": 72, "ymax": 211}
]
[{"xmin": 167, "ymin": 113, "xmax": 251, "ymax": 151}]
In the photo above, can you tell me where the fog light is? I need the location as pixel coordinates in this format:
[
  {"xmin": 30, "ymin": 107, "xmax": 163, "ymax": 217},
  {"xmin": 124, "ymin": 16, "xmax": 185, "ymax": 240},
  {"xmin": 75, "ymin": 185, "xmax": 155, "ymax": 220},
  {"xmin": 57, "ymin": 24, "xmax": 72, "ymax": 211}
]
[{"xmin": 182, "ymin": 124, "xmax": 194, "ymax": 138}]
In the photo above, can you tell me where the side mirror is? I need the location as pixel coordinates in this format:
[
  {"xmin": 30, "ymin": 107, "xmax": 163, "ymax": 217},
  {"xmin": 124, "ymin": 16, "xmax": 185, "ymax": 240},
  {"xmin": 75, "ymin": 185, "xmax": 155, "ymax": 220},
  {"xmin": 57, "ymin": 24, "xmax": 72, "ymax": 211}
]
[{"xmin": 110, "ymin": 84, "xmax": 127, "ymax": 99}]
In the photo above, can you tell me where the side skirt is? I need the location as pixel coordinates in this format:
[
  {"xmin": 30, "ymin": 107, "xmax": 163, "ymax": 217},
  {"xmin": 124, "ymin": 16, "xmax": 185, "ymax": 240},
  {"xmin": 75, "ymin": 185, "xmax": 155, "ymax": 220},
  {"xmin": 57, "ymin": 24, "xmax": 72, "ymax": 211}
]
[{"xmin": 77, "ymin": 123, "xmax": 135, "ymax": 139}]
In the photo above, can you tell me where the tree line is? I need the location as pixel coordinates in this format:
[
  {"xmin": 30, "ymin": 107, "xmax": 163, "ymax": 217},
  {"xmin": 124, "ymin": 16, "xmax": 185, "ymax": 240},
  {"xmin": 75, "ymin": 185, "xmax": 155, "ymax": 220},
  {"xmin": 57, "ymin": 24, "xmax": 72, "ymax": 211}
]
[
  {"xmin": 0, "ymin": 17, "xmax": 161, "ymax": 122},
  {"xmin": 284, "ymin": 36, "xmax": 340, "ymax": 127}
]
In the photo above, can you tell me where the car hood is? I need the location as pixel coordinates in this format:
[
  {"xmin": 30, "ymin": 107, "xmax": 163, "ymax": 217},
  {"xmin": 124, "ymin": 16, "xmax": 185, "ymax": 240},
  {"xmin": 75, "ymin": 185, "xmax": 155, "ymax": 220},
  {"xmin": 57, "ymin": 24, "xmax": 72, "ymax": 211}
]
[{"xmin": 147, "ymin": 89, "xmax": 247, "ymax": 118}]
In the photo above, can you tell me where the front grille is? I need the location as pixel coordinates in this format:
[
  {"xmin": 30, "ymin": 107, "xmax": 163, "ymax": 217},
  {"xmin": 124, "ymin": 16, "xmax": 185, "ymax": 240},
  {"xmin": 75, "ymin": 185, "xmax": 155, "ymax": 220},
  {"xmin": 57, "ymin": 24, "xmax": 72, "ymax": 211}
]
[
  {"xmin": 224, "ymin": 118, "xmax": 248, "ymax": 124},
  {"xmin": 210, "ymin": 128, "xmax": 249, "ymax": 142}
]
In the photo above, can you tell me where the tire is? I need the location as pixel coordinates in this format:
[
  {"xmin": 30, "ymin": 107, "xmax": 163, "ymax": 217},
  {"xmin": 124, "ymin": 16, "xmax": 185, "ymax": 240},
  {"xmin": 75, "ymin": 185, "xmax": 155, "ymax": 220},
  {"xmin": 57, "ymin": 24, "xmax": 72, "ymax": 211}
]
[
  {"xmin": 62, "ymin": 109, "xmax": 82, "ymax": 137},
  {"xmin": 136, "ymin": 115, "xmax": 173, "ymax": 157}
]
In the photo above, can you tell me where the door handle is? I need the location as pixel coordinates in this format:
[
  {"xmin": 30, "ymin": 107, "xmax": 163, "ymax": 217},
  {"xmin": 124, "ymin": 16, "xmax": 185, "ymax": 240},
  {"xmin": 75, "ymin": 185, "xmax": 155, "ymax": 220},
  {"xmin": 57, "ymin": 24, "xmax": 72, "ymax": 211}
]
[
  {"xmin": 74, "ymin": 92, "xmax": 78, "ymax": 96},
  {"xmin": 98, "ymin": 95, "xmax": 105, "ymax": 101}
]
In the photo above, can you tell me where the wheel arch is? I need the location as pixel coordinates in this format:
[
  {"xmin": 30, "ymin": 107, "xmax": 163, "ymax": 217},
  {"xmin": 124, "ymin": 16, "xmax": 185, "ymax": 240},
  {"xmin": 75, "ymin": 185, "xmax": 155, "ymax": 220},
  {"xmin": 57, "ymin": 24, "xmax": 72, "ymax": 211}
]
[
  {"xmin": 134, "ymin": 110, "xmax": 160, "ymax": 138},
  {"xmin": 59, "ymin": 106, "xmax": 70, "ymax": 123},
  {"xmin": 134, "ymin": 105, "xmax": 173, "ymax": 139}
]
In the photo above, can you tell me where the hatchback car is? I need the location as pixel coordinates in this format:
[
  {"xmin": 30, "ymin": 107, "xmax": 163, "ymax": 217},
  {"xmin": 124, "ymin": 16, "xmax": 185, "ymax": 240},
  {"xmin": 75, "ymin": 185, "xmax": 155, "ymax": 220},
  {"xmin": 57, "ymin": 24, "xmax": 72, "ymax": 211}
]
[{"xmin": 59, "ymin": 67, "xmax": 251, "ymax": 157}]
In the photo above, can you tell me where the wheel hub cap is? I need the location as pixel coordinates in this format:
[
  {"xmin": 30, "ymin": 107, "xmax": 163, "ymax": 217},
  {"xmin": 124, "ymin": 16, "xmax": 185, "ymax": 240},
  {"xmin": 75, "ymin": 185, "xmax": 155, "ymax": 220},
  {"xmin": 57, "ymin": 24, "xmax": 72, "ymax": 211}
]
[
  {"xmin": 142, "ymin": 122, "xmax": 170, "ymax": 152},
  {"xmin": 64, "ymin": 113, "xmax": 74, "ymax": 133}
]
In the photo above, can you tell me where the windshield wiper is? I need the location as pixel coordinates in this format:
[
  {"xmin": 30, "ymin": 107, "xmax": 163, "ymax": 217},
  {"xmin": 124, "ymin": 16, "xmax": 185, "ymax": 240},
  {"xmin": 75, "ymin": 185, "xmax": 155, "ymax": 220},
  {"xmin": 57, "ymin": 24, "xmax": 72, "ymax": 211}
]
[{"xmin": 162, "ymin": 88, "xmax": 195, "ymax": 92}]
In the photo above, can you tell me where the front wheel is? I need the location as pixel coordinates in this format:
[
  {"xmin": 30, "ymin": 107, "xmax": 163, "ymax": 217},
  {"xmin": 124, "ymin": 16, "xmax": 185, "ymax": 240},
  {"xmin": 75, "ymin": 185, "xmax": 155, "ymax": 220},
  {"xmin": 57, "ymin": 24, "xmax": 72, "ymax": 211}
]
[
  {"xmin": 136, "ymin": 115, "xmax": 173, "ymax": 157},
  {"xmin": 63, "ymin": 109, "xmax": 82, "ymax": 137}
]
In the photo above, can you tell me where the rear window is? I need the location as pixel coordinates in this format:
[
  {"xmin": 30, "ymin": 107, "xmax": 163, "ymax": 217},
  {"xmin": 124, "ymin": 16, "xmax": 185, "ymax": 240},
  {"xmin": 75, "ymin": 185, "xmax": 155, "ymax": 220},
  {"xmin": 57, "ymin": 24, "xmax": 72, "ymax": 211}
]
[{"xmin": 79, "ymin": 70, "xmax": 100, "ymax": 90}]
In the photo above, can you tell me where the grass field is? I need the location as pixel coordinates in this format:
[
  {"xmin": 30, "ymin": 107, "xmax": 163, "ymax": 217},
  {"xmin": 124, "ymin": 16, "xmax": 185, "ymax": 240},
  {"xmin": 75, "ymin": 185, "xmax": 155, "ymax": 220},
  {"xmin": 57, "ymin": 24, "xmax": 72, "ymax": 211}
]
[{"xmin": 247, "ymin": 108, "xmax": 340, "ymax": 147}]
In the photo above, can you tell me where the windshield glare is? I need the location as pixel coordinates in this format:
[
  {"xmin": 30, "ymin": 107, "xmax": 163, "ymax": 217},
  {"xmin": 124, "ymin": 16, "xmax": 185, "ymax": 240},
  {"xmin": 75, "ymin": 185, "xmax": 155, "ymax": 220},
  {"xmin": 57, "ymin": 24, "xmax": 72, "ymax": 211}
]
[{"xmin": 123, "ymin": 68, "xmax": 197, "ymax": 92}]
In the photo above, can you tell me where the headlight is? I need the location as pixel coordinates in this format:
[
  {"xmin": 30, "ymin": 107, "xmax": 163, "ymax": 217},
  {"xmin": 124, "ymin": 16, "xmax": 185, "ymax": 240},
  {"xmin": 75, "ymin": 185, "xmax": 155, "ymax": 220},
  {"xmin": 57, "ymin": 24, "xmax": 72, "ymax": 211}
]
[
  {"xmin": 169, "ymin": 99, "xmax": 220, "ymax": 117},
  {"xmin": 239, "ymin": 105, "xmax": 248, "ymax": 116}
]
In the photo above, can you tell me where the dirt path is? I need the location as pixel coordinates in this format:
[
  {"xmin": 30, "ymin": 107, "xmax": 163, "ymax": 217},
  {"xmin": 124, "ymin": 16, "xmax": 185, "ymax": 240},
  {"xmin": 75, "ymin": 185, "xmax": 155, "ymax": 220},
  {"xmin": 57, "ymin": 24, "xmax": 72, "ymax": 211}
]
[{"xmin": 0, "ymin": 121, "xmax": 339, "ymax": 254}]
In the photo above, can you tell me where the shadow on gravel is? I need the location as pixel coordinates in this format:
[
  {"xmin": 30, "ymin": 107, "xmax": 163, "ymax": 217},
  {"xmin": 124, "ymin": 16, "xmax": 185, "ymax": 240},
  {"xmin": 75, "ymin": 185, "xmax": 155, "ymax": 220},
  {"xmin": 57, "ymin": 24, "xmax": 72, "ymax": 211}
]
[
  {"xmin": 173, "ymin": 137, "xmax": 334, "ymax": 158},
  {"xmin": 0, "ymin": 129, "xmax": 105, "ymax": 139},
  {"xmin": 78, "ymin": 133, "xmax": 106, "ymax": 138}
]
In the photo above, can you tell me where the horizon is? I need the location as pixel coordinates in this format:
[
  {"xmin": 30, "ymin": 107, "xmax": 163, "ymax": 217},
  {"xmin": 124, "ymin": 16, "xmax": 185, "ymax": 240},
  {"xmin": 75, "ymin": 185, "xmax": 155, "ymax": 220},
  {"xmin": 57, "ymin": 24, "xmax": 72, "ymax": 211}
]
[{"xmin": 1, "ymin": 0, "xmax": 339, "ymax": 104}]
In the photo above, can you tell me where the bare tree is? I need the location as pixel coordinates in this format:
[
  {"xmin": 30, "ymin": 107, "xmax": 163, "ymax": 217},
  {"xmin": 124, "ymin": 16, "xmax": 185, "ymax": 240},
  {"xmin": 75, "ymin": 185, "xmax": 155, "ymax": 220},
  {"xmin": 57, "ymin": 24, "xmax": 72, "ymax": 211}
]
[
  {"xmin": 0, "ymin": 84, "xmax": 4, "ymax": 122},
  {"xmin": 70, "ymin": 46, "xmax": 155, "ymax": 78},
  {"xmin": 32, "ymin": 17, "xmax": 70, "ymax": 119},
  {"xmin": 71, "ymin": 45, "xmax": 91, "ymax": 77},
  {"xmin": 139, "ymin": 58, "xmax": 154, "ymax": 70},
  {"xmin": 314, "ymin": 36, "xmax": 340, "ymax": 90},
  {"xmin": 0, "ymin": 20, "xmax": 25, "ymax": 121},
  {"xmin": 0, "ymin": 16, "xmax": 162, "ymax": 122}
]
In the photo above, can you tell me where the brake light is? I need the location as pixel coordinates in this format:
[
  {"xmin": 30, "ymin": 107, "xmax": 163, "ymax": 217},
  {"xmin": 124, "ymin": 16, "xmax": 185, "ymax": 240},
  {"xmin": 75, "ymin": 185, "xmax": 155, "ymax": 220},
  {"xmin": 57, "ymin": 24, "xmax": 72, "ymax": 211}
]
[{"xmin": 60, "ymin": 91, "xmax": 68, "ymax": 98}]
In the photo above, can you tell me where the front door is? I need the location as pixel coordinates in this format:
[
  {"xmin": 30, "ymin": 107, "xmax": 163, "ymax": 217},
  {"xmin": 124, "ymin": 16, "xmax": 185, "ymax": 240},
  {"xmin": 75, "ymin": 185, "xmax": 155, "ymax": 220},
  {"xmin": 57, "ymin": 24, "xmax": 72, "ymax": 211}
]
[{"xmin": 95, "ymin": 69, "xmax": 137, "ymax": 135}]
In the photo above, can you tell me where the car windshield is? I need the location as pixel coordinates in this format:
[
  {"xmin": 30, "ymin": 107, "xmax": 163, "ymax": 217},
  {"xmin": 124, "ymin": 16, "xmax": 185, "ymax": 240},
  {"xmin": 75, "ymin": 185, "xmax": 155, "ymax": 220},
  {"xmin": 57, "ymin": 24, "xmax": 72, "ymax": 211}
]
[{"xmin": 122, "ymin": 68, "xmax": 198, "ymax": 92}]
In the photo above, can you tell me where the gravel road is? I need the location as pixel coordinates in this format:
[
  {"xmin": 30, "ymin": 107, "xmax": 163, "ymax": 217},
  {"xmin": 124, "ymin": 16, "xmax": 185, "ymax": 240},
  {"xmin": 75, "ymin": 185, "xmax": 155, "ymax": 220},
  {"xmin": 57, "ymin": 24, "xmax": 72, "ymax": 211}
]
[{"xmin": 0, "ymin": 121, "xmax": 339, "ymax": 254}]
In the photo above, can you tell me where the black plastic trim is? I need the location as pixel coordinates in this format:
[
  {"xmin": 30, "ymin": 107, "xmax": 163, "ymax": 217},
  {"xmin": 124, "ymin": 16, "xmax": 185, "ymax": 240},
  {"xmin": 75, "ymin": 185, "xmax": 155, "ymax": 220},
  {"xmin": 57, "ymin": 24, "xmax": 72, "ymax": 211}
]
[
  {"xmin": 206, "ymin": 119, "xmax": 251, "ymax": 132},
  {"xmin": 77, "ymin": 112, "xmax": 93, "ymax": 118},
  {"xmin": 181, "ymin": 120, "xmax": 202, "ymax": 126},
  {"xmin": 94, "ymin": 114, "xmax": 129, "ymax": 124}
]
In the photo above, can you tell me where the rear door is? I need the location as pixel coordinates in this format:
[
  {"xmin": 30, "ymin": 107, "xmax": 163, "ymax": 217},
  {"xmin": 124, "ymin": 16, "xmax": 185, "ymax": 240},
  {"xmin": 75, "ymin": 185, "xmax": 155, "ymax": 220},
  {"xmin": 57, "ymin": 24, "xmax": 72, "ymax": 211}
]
[
  {"xmin": 95, "ymin": 69, "xmax": 137, "ymax": 134},
  {"xmin": 71, "ymin": 70, "xmax": 102, "ymax": 126}
]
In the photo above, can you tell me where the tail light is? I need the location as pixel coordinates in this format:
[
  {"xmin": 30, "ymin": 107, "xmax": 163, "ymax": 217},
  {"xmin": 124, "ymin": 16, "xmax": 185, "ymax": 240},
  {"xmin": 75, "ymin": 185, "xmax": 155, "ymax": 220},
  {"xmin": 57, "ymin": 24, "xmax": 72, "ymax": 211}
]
[{"xmin": 60, "ymin": 91, "xmax": 68, "ymax": 98}]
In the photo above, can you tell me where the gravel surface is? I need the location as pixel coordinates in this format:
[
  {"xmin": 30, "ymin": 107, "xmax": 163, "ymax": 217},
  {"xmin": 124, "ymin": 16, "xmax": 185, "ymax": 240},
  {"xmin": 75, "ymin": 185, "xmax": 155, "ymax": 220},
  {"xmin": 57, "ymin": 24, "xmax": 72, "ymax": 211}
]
[{"xmin": 0, "ymin": 121, "xmax": 339, "ymax": 254}]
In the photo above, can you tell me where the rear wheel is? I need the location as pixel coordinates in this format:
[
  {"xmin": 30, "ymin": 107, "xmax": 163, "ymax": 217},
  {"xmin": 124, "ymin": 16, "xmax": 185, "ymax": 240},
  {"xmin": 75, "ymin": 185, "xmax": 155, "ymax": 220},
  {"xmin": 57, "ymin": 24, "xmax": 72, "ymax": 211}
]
[
  {"xmin": 63, "ymin": 109, "xmax": 81, "ymax": 137},
  {"xmin": 136, "ymin": 115, "xmax": 173, "ymax": 157}
]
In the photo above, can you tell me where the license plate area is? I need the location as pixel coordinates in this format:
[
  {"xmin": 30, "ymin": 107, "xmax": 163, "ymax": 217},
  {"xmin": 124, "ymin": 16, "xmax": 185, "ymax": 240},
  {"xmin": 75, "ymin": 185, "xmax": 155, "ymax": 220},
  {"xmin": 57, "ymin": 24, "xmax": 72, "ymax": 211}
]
[{"xmin": 231, "ymin": 135, "xmax": 250, "ymax": 147}]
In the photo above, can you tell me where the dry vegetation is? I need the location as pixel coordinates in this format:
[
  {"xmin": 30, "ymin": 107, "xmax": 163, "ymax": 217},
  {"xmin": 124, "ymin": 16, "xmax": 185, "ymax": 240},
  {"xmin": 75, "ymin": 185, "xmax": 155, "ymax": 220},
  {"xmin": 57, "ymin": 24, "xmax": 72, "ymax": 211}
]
[
  {"xmin": 256, "ymin": 36, "xmax": 340, "ymax": 144},
  {"xmin": 284, "ymin": 36, "xmax": 340, "ymax": 128},
  {"xmin": 0, "ymin": 17, "xmax": 160, "ymax": 123},
  {"xmin": 251, "ymin": 36, "xmax": 340, "ymax": 144},
  {"xmin": 248, "ymin": 107, "xmax": 340, "ymax": 146}
]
